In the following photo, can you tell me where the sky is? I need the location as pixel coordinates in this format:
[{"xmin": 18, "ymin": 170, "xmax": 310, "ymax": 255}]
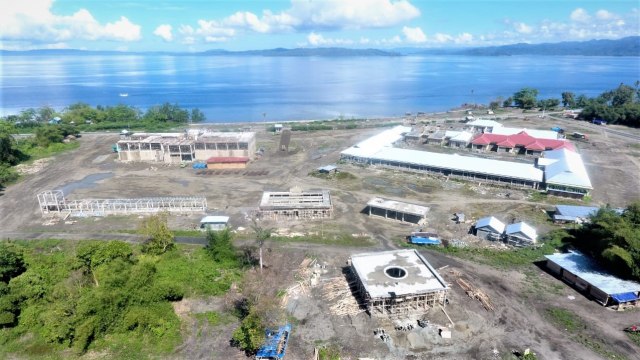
[{"xmin": 0, "ymin": 0, "xmax": 638, "ymax": 51}]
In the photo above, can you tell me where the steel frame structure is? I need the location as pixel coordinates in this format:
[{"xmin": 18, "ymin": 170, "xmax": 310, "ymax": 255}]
[{"xmin": 37, "ymin": 190, "xmax": 207, "ymax": 217}]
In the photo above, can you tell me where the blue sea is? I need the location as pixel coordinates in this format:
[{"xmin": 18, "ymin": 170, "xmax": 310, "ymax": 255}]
[{"xmin": 1, "ymin": 54, "xmax": 638, "ymax": 122}]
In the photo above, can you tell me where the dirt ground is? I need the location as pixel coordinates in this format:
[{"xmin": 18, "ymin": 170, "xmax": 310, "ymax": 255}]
[{"xmin": 1, "ymin": 109, "xmax": 639, "ymax": 359}]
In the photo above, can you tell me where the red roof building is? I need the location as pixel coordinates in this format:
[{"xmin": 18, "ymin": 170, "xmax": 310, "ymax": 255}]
[{"xmin": 470, "ymin": 131, "xmax": 575, "ymax": 153}]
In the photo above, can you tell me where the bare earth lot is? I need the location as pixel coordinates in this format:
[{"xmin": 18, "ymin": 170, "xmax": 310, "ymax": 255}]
[{"xmin": 1, "ymin": 110, "xmax": 639, "ymax": 359}]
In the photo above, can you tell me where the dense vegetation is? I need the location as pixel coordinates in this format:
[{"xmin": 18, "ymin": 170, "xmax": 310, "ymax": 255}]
[
  {"xmin": 0, "ymin": 234, "xmax": 241, "ymax": 358},
  {"xmin": 562, "ymin": 202, "xmax": 640, "ymax": 281},
  {"xmin": 1, "ymin": 102, "xmax": 205, "ymax": 132},
  {"xmin": 502, "ymin": 83, "xmax": 640, "ymax": 127},
  {"xmin": 0, "ymin": 121, "xmax": 79, "ymax": 186}
]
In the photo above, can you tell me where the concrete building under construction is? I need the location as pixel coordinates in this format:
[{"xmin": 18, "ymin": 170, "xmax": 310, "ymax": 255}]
[
  {"xmin": 257, "ymin": 188, "xmax": 332, "ymax": 221},
  {"xmin": 350, "ymin": 249, "xmax": 448, "ymax": 316},
  {"xmin": 116, "ymin": 130, "xmax": 256, "ymax": 163}
]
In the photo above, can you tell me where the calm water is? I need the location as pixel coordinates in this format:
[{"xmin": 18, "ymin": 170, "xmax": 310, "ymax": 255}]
[{"xmin": 1, "ymin": 54, "xmax": 638, "ymax": 122}]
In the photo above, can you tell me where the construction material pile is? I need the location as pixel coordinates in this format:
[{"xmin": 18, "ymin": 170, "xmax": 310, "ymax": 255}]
[
  {"xmin": 280, "ymin": 257, "xmax": 318, "ymax": 307},
  {"xmin": 452, "ymin": 272, "xmax": 494, "ymax": 311},
  {"xmin": 321, "ymin": 276, "xmax": 363, "ymax": 316}
]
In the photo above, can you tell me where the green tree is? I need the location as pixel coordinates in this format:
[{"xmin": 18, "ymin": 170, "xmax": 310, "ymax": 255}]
[
  {"xmin": 489, "ymin": 101, "xmax": 500, "ymax": 111},
  {"xmin": 0, "ymin": 129, "xmax": 22, "ymax": 165},
  {"xmin": 34, "ymin": 125, "xmax": 64, "ymax": 147},
  {"xmin": 139, "ymin": 213, "xmax": 175, "ymax": 255},
  {"xmin": 0, "ymin": 243, "xmax": 26, "ymax": 283},
  {"xmin": 190, "ymin": 108, "xmax": 206, "ymax": 122},
  {"xmin": 575, "ymin": 94, "xmax": 589, "ymax": 108},
  {"xmin": 36, "ymin": 106, "xmax": 56, "ymax": 123},
  {"xmin": 231, "ymin": 311, "xmax": 265, "ymax": 354},
  {"xmin": 537, "ymin": 98, "xmax": 560, "ymax": 111},
  {"xmin": 143, "ymin": 103, "xmax": 189, "ymax": 123},
  {"xmin": 251, "ymin": 218, "xmax": 273, "ymax": 272},
  {"xmin": 513, "ymin": 88, "xmax": 539, "ymax": 109},
  {"xmin": 503, "ymin": 97, "xmax": 513, "ymax": 108},
  {"xmin": 561, "ymin": 92, "xmax": 576, "ymax": 108},
  {"xmin": 206, "ymin": 228, "xmax": 237, "ymax": 265}
]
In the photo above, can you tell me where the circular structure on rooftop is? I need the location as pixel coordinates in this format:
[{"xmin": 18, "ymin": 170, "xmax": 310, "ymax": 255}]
[{"xmin": 384, "ymin": 266, "xmax": 408, "ymax": 279}]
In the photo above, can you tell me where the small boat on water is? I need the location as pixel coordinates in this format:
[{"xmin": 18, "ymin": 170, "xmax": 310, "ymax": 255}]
[{"xmin": 119, "ymin": 93, "xmax": 129, "ymax": 97}]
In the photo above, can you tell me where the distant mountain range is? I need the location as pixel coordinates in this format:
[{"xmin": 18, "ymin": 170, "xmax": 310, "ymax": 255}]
[{"xmin": 2, "ymin": 36, "xmax": 638, "ymax": 57}]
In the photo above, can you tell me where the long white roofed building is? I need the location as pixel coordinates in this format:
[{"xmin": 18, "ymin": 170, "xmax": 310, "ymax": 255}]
[{"xmin": 340, "ymin": 126, "xmax": 592, "ymax": 196}]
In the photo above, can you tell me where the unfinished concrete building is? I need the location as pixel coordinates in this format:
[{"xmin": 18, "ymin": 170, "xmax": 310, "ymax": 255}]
[
  {"xmin": 117, "ymin": 130, "xmax": 256, "ymax": 163},
  {"xmin": 366, "ymin": 197, "xmax": 429, "ymax": 225},
  {"xmin": 257, "ymin": 188, "xmax": 332, "ymax": 221},
  {"xmin": 350, "ymin": 250, "xmax": 448, "ymax": 316}
]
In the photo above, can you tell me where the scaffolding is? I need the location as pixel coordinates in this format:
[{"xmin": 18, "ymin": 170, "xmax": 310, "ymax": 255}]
[
  {"xmin": 37, "ymin": 190, "xmax": 207, "ymax": 217},
  {"xmin": 350, "ymin": 250, "xmax": 448, "ymax": 317}
]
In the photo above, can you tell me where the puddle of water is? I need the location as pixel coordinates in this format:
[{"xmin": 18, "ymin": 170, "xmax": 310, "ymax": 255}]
[
  {"xmin": 174, "ymin": 179, "xmax": 189, "ymax": 188},
  {"xmin": 60, "ymin": 172, "xmax": 113, "ymax": 195}
]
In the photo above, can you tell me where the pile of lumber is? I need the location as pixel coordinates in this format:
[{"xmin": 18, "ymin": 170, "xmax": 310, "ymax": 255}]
[
  {"xmin": 455, "ymin": 277, "xmax": 494, "ymax": 311},
  {"xmin": 280, "ymin": 257, "xmax": 317, "ymax": 307},
  {"xmin": 321, "ymin": 276, "xmax": 362, "ymax": 316}
]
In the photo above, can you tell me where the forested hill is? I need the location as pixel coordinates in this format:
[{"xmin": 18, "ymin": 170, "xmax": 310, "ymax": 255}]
[{"xmin": 459, "ymin": 36, "xmax": 640, "ymax": 56}]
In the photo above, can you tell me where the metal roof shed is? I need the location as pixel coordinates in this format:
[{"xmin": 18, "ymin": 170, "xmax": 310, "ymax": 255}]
[{"xmin": 545, "ymin": 251, "xmax": 640, "ymax": 306}]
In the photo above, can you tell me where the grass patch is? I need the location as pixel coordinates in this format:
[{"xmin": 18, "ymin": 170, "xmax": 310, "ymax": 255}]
[
  {"xmin": 172, "ymin": 229, "xmax": 204, "ymax": 237},
  {"xmin": 431, "ymin": 242, "xmax": 555, "ymax": 269},
  {"xmin": 17, "ymin": 140, "xmax": 80, "ymax": 161},
  {"xmin": 193, "ymin": 311, "xmax": 234, "ymax": 327},
  {"xmin": 545, "ymin": 307, "xmax": 626, "ymax": 360},
  {"xmin": 271, "ymin": 233, "xmax": 373, "ymax": 247},
  {"xmin": 627, "ymin": 332, "xmax": 640, "ymax": 347}
]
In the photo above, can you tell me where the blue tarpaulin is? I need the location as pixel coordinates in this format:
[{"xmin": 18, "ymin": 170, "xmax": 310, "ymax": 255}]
[
  {"xmin": 256, "ymin": 324, "xmax": 291, "ymax": 360},
  {"xmin": 410, "ymin": 236, "xmax": 441, "ymax": 245},
  {"xmin": 611, "ymin": 292, "xmax": 639, "ymax": 303}
]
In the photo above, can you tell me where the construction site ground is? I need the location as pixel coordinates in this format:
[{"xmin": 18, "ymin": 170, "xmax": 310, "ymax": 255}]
[{"xmin": 1, "ymin": 109, "xmax": 639, "ymax": 359}]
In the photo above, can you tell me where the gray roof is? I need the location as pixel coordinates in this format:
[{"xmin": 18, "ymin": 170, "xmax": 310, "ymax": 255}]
[
  {"xmin": 367, "ymin": 197, "xmax": 429, "ymax": 217},
  {"xmin": 555, "ymin": 205, "xmax": 600, "ymax": 218},
  {"xmin": 350, "ymin": 249, "xmax": 448, "ymax": 299},
  {"xmin": 555, "ymin": 205, "xmax": 623, "ymax": 219},
  {"xmin": 545, "ymin": 251, "xmax": 640, "ymax": 295},
  {"xmin": 475, "ymin": 216, "xmax": 505, "ymax": 233},
  {"xmin": 505, "ymin": 222, "xmax": 537, "ymax": 241}
]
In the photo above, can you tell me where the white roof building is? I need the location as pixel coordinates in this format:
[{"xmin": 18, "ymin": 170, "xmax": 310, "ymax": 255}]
[
  {"xmin": 364, "ymin": 148, "xmax": 543, "ymax": 183},
  {"xmin": 475, "ymin": 216, "xmax": 506, "ymax": 234},
  {"xmin": 342, "ymin": 125, "xmax": 411, "ymax": 158},
  {"xmin": 465, "ymin": 119, "xmax": 503, "ymax": 130},
  {"xmin": 542, "ymin": 148, "xmax": 592, "ymax": 193},
  {"xmin": 448, "ymin": 131, "xmax": 474, "ymax": 143},
  {"xmin": 505, "ymin": 222, "xmax": 538, "ymax": 243},
  {"xmin": 200, "ymin": 216, "xmax": 230, "ymax": 224}
]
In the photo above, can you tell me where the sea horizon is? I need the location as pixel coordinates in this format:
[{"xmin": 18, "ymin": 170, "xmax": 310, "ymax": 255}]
[{"xmin": 2, "ymin": 54, "xmax": 638, "ymax": 122}]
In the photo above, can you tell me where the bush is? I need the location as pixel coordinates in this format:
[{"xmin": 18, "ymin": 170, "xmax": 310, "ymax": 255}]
[{"xmin": 231, "ymin": 311, "xmax": 265, "ymax": 354}]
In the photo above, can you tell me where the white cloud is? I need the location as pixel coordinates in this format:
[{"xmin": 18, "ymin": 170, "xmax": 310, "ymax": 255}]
[
  {"xmin": 175, "ymin": 0, "xmax": 420, "ymax": 45},
  {"xmin": 432, "ymin": 33, "xmax": 453, "ymax": 43},
  {"xmin": 595, "ymin": 10, "xmax": 616, "ymax": 20},
  {"xmin": 455, "ymin": 33, "xmax": 473, "ymax": 44},
  {"xmin": 514, "ymin": 22, "xmax": 533, "ymax": 34},
  {"xmin": 0, "ymin": 0, "xmax": 141, "ymax": 46},
  {"xmin": 402, "ymin": 26, "xmax": 426, "ymax": 43},
  {"xmin": 288, "ymin": 0, "xmax": 420, "ymax": 29},
  {"xmin": 153, "ymin": 24, "xmax": 173, "ymax": 42},
  {"xmin": 570, "ymin": 8, "xmax": 591, "ymax": 23}
]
